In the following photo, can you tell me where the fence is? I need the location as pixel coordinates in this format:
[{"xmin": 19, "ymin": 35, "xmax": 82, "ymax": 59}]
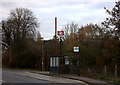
[{"xmin": 59, "ymin": 63, "xmax": 120, "ymax": 79}]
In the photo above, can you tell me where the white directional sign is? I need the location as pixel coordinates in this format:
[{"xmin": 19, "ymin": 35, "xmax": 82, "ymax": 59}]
[{"xmin": 74, "ymin": 47, "xmax": 79, "ymax": 52}]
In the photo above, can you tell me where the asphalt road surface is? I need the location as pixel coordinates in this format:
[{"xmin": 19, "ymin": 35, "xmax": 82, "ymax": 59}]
[
  {"xmin": 2, "ymin": 71, "xmax": 54, "ymax": 83},
  {"xmin": 2, "ymin": 70, "xmax": 86, "ymax": 85}
]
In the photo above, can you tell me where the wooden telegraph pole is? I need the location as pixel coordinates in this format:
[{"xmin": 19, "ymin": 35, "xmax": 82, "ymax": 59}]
[{"xmin": 55, "ymin": 17, "xmax": 58, "ymax": 55}]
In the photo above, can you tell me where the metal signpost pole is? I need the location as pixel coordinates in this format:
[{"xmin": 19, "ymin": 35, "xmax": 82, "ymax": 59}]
[
  {"xmin": 57, "ymin": 31, "xmax": 64, "ymax": 75},
  {"xmin": 74, "ymin": 46, "xmax": 80, "ymax": 76},
  {"xmin": 60, "ymin": 37, "xmax": 62, "ymax": 56},
  {"xmin": 78, "ymin": 50, "xmax": 80, "ymax": 76}
]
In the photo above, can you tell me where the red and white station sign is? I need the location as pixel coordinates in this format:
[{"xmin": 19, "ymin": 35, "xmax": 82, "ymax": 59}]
[{"xmin": 57, "ymin": 31, "xmax": 64, "ymax": 36}]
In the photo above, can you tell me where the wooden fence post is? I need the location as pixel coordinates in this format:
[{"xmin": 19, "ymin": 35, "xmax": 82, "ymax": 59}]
[
  {"xmin": 115, "ymin": 65, "xmax": 117, "ymax": 78},
  {"xmin": 104, "ymin": 65, "xmax": 107, "ymax": 77}
]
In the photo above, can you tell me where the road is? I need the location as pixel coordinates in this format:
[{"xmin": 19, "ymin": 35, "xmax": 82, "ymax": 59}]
[
  {"xmin": 2, "ymin": 71, "xmax": 54, "ymax": 83},
  {"xmin": 2, "ymin": 70, "xmax": 87, "ymax": 85}
]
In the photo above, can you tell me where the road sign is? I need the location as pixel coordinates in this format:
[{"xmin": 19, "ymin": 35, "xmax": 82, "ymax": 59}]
[
  {"xmin": 57, "ymin": 31, "xmax": 64, "ymax": 36},
  {"xmin": 74, "ymin": 47, "xmax": 79, "ymax": 52}
]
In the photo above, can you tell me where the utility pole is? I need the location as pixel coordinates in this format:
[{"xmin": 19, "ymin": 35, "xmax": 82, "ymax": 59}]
[
  {"xmin": 117, "ymin": 1, "xmax": 120, "ymax": 40},
  {"xmin": 42, "ymin": 39, "xmax": 44, "ymax": 71},
  {"xmin": 0, "ymin": 28, "xmax": 2, "ymax": 67},
  {"xmin": 10, "ymin": 33, "xmax": 12, "ymax": 63},
  {"xmin": 78, "ymin": 30, "xmax": 80, "ymax": 76},
  {"xmin": 118, "ymin": 2, "xmax": 120, "ymax": 40},
  {"xmin": 55, "ymin": 17, "xmax": 58, "ymax": 55}
]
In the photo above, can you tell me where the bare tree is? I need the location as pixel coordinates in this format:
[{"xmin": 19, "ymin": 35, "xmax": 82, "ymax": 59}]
[
  {"xmin": 102, "ymin": 1, "xmax": 120, "ymax": 39},
  {"xmin": 2, "ymin": 8, "xmax": 39, "ymax": 48},
  {"xmin": 9, "ymin": 8, "xmax": 38, "ymax": 39},
  {"xmin": 63, "ymin": 22, "xmax": 78, "ymax": 38},
  {"xmin": 63, "ymin": 24, "xmax": 69, "ymax": 38},
  {"xmin": 70, "ymin": 22, "xmax": 78, "ymax": 34}
]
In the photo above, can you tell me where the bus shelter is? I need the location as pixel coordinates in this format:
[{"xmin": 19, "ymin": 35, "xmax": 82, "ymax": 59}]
[{"xmin": 50, "ymin": 56, "xmax": 61, "ymax": 75}]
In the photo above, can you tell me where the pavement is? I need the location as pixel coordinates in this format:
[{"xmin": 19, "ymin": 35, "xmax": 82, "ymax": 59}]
[
  {"xmin": 30, "ymin": 71, "xmax": 118, "ymax": 85},
  {"xmin": 2, "ymin": 70, "xmax": 86, "ymax": 85}
]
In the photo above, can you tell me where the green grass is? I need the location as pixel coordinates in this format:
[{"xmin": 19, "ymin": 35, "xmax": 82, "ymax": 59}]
[{"xmin": 106, "ymin": 77, "xmax": 120, "ymax": 84}]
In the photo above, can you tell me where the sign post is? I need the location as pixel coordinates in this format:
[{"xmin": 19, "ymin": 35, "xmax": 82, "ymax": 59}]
[
  {"xmin": 57, "ymin": 31, "xmax": 64, "ymax": 56},
  {"xmin": 73, "ymin": 46, "xmax": 80, "ymax": 76}
]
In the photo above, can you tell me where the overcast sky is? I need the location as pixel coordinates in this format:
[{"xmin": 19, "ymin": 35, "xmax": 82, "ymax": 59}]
[{"xmin": 0, "ymin": 0, "xmax": 116, "ymax": 40}]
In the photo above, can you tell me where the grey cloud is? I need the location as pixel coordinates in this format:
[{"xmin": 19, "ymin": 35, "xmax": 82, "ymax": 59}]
[
  {"xmin": 1, "ymin": 1, "xmax": 18, "ymax": 8},
  {"xmin": 89, "ymin": 2, "xmax": 115, "ymax": 10}
]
